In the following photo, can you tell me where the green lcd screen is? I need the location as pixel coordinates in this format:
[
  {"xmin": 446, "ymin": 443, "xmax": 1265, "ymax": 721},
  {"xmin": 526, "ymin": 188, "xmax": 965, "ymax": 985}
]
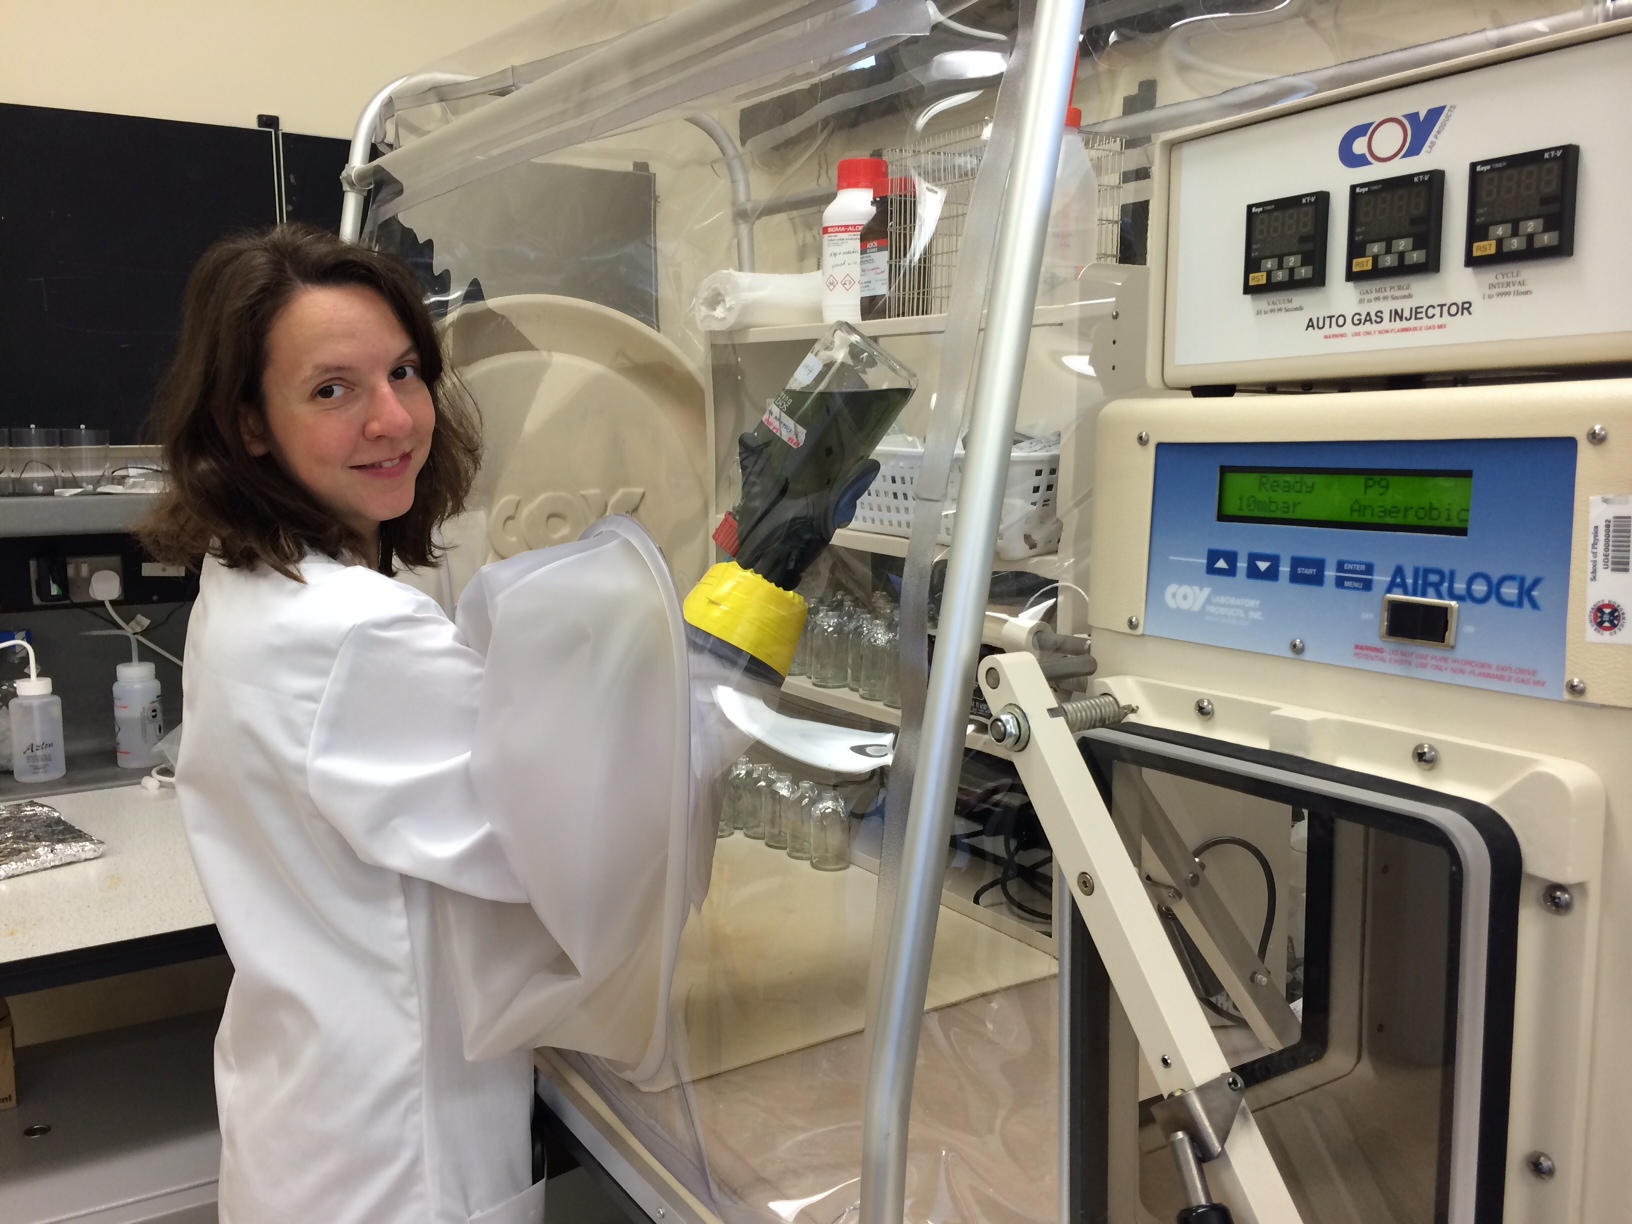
[{"xmin": 1217, "ymin": 467, "xmax": 1473, "ymax": 535}]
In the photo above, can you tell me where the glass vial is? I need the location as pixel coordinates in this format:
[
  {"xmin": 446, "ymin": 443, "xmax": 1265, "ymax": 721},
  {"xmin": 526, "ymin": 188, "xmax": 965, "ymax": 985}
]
[
  {"xmin": 742, "ymin": 764, "xmax": 774, "ymax": 839},
  {"xmin": 720, "ymin": 757, "xmax": 753, "ymax": 838},
  {"xmin": 786, "ymin": 781, "xmax": 817, "ymax": 861},
  {"xmin": 766, "ymin": 771, "xmax": 797, "ymax": 850},
  {"xmin": 810, "ymin": 790, "xmax": 852, "ymax": 871}
]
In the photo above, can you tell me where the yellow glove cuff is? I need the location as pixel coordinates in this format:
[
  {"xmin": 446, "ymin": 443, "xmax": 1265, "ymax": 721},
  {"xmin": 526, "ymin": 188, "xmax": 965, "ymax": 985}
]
[{"xmin": 684, "ymin": 562, "xmax": 807, "ymax": 676}]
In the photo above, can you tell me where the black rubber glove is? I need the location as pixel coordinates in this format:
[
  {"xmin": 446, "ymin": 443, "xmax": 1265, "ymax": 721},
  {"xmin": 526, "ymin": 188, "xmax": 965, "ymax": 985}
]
[
  {"xmin": 713, "ymin": 323, "xmax": 916, "ymax": 590},
  {"xmin": 726, "ymin": 429, "xmax": 881, "ymax": 589}
]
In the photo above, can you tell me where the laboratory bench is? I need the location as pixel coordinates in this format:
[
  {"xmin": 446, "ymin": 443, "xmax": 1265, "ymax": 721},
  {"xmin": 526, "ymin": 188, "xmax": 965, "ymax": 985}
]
[
  {"xmin": 0, "ymin": 784, "xmax": 220, "ymax": 997},
  {"xmin": 1, "ymin": 783, "xmax": 221, "ymax": 1224}
]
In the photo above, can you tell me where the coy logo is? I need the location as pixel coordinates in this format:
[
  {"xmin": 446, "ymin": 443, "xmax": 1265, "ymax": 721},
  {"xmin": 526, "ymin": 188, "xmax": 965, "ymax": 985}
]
[
  {"xmin": 1338, "ymin": 106, "xmax": 1448, "ymax": 169},
  {"xmin": 1164, "ymin": 584, "xmax": 1211, "ymax": 612}
]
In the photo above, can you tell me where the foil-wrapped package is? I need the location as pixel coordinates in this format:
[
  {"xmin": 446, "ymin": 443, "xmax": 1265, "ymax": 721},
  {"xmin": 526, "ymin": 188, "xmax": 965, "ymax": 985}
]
[{"xmin": 0, "ymin": 801, "xmax": 105, "ymax": 879}]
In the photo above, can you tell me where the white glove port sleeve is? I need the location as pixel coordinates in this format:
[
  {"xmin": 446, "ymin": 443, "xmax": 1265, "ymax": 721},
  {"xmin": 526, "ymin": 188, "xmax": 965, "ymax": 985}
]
[
  {"xmin": 310, "ymin": 518, "xmax": 760, "ymax": 1085},
  {"xmin": 306, "ymin": 590, "xmax": 530, "ymax": 905},
  {"xmin": 437, "ymin": 520, "xmax": 709, "ymax": 1083}
]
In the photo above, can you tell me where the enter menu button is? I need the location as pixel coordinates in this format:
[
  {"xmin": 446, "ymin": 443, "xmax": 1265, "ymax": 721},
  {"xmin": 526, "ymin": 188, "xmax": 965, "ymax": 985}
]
[{"xmin": 1334, "ymin": 559, "xmax": 1373, "ymax": 591}]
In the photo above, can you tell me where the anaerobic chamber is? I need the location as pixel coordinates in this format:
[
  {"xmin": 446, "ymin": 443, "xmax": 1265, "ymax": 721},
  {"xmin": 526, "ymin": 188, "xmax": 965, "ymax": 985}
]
[{"xmin": 338, "ymin": 3, "xmax": 1632, "ymax": 1222}]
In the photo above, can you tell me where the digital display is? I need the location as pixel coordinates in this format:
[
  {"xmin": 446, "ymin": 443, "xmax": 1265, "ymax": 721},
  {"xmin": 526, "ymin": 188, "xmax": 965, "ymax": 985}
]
[
  {"xmin": 1217, "ymin": 467, "xmax": 1473, "ymax": 535},
  {"xmin": 1353, "ymin": 183, "xmax": 1431, "ymax": 242},
  {"xmin": 1243, "ymin": 191, "xmax": 1328, "ymax": 294},
  {"xmin": 1347, "ymin": 170, "xmax": 1443, "ymax": 281},
  {"xmin": 1472, "ymin": 158, "xmax": 1564, "ymax": 225},
  {"xmin": 1465, "ymin": 144, "xmax": 1577, "ymax": 266},
  {"xmin": 1251, "ymin": 205, "xmax": 1317, "ymax": 257}
]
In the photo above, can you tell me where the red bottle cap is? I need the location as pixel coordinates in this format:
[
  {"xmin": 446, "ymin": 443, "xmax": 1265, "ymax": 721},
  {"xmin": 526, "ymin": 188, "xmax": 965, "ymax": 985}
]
[
  {"xmin": 711, "ymin": 513, "xmax": 740, "ymax": 557},
  {"xmin": 837, "ymin": 157, "xmax": 888, "ymax": 192},
  {"xmin": 881, "ymin": 175, "xmax": 919, "ymax": 198}
]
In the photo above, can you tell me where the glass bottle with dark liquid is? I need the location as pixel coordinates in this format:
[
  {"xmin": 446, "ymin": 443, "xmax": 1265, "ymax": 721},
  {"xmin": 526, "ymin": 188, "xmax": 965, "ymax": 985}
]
[{"xmin": 727, "ymin": 323, "xmax": 917, "ymax": 588}]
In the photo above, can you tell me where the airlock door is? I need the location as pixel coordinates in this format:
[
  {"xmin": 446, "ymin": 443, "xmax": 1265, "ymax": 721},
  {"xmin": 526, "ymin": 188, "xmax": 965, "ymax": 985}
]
[{"xmin": 1079, "ymin": 725, "xmax": 1527, "ymax": 1224}]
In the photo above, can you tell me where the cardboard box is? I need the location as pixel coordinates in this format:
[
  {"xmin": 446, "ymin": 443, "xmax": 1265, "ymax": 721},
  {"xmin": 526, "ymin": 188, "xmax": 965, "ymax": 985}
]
[{"xmin": 0, "ymin": 1000, "xmax": 14, "ymax": 1110}]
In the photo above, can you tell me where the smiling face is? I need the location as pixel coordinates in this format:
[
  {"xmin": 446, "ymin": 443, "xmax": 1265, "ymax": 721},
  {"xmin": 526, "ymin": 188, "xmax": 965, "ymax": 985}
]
[{"xmin": 246, "ymin": 284, "xmax": 434, "ymax": 549}]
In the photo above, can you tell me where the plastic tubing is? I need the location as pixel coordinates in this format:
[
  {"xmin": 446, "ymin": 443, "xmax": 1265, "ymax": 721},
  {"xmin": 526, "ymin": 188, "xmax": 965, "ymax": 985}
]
[
  {"xmin": 102, "ymin": 600, "xmax": 183, "ymax": 668},
  {"xmin": 686, "ymin": 114, "xmax": 756, "ymax": 272},
  {"xmin": 1087, "ymin": 0, "xmax": 1632, "ymax": 140},
  {"xmin": 1, "ymin": 637, "xmax": 39, "ymax": 679}
]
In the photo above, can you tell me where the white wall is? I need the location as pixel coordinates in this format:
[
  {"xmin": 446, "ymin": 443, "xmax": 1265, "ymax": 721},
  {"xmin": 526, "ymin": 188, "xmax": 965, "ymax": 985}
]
[{"xmin": 0, "ymin": 0, "xmax": 550, "ymax": 137}]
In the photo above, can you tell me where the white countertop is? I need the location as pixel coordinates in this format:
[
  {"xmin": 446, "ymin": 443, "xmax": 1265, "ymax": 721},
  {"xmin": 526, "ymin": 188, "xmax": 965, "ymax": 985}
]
[{"xmin": 0, "ymin": 785, "xmax": 213, "ymax": 965}]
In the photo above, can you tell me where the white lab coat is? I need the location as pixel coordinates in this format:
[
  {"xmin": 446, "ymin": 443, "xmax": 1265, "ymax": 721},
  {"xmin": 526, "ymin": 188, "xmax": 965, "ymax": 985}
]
[{"xmin": 177, "ymin": 521, "xmax": 724, "ymax": 1224}]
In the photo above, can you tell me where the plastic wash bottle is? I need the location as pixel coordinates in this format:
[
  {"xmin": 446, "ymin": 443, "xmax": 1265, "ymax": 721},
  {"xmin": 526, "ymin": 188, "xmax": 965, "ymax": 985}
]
[
  {"xmin": 114, "ymin": 661, "xmax": 164, "ymax": 769},
  {"xmin": 5, "ymin": 639, "xmax": 65, "ymax": 783},
  {"xmin": 821, "ymin": 157, "xmax": 888, "ymax": 324},
  {"xmin": 1039, "ymin": 105, "xmax": 1097, "ymax": 306}
]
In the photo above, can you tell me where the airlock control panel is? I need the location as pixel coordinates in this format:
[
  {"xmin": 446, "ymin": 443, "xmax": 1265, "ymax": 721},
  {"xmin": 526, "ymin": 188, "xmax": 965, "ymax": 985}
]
[
  {"xmin": 1163, "ymin": 28, "xmax": 1632, "ymax": 384},
  {"xmin": 1142, "ymin": 438, "xmax": 1577, "ymax": 700}
]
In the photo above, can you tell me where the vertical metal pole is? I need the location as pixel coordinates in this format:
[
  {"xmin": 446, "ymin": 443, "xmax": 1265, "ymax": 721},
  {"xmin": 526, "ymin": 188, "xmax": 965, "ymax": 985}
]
[
  {"xmin": 859, "ymin": 1, "xmax": 1085, "ymax": 1221},
  {"xmin": 339, "ymin": 72, "xmax": 473, "ymax": 244}
]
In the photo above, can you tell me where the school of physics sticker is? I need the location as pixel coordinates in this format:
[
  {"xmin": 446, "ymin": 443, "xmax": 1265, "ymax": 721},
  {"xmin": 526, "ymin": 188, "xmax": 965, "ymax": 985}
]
[{"xmin": 1585, "ymin": 495, "xmax": 1632, "ymax": 642}]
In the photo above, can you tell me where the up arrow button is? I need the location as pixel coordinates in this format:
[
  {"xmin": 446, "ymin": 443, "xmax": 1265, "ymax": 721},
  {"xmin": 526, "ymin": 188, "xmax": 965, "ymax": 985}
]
[{"xmin": 1205, "ymin": 549, "xmax": 1238, "ymax": 578}]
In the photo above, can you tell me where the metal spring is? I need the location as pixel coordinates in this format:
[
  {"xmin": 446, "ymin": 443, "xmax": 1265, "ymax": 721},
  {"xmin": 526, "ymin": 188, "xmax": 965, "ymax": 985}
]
[{"xmin": 1059, "ymin": 693, "xmax": 1137, "ymax": 733}]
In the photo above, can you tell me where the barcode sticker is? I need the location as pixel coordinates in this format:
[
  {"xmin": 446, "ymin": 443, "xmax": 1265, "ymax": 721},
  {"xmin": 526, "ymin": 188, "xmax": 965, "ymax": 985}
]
[
  {"xmin": 1609, "ymin": 515, "xmax": 1631, "ymax": 573},
  {"xmin": 1585, "ymin": 495, "xmax": 1632, "ymax": 643}
]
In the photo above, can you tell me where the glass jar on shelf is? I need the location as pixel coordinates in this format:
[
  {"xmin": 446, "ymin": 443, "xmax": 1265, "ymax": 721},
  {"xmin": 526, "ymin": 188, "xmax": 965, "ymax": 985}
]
[
  {"xmin": 789, "ymin": 608, "xmax": 814, "ymax": 677},
  {"xmin": 720, "ymin": 757, "xmax": 753, "ymax": 838},
  {"xmin": 859, "ymin": 616, "xmax": 895, "ymax": 703},
  {"xmin": 810, "ymin": 789, "xmax": 852, "ymax": 871},
  {"xmin": 809, "ymin": 606, "xmax": 848, "ymax": 688},
  {"xmin": 742, "ymin": 763, "xmax": 774, "ymax": 839},
  {"xmin": 766, "ymin": 771, "xmax": 797, "ymax": 850},
  {"xmin": 848, "ymin": 613, "xmax": 877, "ymax": 692},
  {"xmin": 786, "ymin": 780, "xmax": 817, "ymax": 861}
]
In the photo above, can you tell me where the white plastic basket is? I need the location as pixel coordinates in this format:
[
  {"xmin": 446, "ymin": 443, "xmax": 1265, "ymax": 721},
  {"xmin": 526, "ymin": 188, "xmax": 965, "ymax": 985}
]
[{"xmin": 848, "ymin": 439, "xmax": 1063, "ymax": 559}]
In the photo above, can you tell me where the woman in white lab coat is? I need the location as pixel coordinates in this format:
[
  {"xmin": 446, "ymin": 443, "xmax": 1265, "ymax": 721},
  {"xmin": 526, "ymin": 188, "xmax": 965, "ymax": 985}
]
[
  {"xmin": 142, "ymin": 222, "xmax": 820, "ymax": 1224},
  {"xmin": 141, "ymin": 226, "xmax": 552, "ymax": 1224}
]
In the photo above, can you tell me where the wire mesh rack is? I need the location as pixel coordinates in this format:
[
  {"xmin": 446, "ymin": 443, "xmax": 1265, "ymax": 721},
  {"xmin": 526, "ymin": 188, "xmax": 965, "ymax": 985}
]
[
  {"xmin": 882, "ymin": 124, "xmax": 1124, "ymax": 315},
  {"xmin": 1084, "ymin": 133, "xmax": 1125, "ymax": 264},
  {"xmin": 882, "ymin": 122, "xmax": 984, "ymax": 317}
]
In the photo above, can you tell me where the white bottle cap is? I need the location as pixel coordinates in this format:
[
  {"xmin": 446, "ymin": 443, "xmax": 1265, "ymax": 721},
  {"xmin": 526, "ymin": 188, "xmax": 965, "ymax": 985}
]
[
  {"xmin": 117, "ymin": 662, "xmax": 157, "ymax": 682},
  {"xmin": 16, "ymin": 676, "xmax": 51, "ymax": 696}
]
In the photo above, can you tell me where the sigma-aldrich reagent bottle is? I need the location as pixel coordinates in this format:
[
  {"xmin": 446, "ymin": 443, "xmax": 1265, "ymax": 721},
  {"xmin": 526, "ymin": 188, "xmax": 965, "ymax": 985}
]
[{"xmin": 821, "ymin": 157, "xmax": 887, "ymax": 324}]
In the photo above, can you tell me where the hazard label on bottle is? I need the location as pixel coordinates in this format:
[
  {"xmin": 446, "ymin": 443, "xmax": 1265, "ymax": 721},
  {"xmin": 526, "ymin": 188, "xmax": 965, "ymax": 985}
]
[{"xmin": 762, "ymin": 395, "xmax": 806, "ymax": 448}]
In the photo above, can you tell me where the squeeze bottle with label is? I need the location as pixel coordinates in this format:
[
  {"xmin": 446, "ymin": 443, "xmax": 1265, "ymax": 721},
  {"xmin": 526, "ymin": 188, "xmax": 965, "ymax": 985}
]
[
  {"xmin": 0, "ymin": 630, "xmax": 31, "ymax": 772},
  {"xmin": 114, "ymin": 661, "xmax": 164, "ymax": 769},
  {"xmin": 821, "ymin": 157, "xmax": 887, "ymax": 324},
  {"xmin": 5, "ymin": 640, "xmax": 64, "ymax": 783}
]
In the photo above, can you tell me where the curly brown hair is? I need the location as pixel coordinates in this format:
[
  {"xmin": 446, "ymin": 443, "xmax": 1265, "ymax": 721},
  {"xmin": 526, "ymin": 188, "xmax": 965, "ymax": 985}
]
[{"xmin": 138, "ymin": 224, "xmax": 480, "ymax": 578}]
